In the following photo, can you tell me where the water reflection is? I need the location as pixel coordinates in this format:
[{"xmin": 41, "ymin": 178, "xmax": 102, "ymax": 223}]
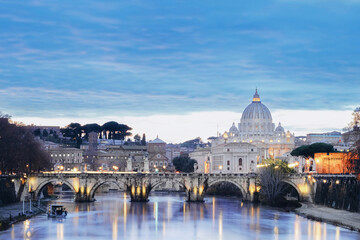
[{"xmin": 2, "ymin": 192, "xmax": 360, "ymax": 240}]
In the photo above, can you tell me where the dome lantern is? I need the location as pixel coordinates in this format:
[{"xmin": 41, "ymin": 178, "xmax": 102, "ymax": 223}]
[{"xmin": 252, "ymin": 88, "xmax": 261, "ymax": 102}]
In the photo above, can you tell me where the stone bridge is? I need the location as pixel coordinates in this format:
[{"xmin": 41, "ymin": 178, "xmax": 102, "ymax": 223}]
[{"xmin": 17, "ymin": 172, "xmax": 316, "ymax": 203}]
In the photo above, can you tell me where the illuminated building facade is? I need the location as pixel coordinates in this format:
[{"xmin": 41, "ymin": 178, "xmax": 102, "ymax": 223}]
[
  {"xmin": 148, "ymin": 136, "xmax": 169, "ymax": 172},
  {"xmin": 47, "ymin": 147, "xmax": 84, "ymax": 171},
  {"xmin": 314, "ymin": 152, "xmax": 358, "ymax": 174},
  {"xmin": 192, "ymin": 90, "xmax": 295, "ymax": 173}
]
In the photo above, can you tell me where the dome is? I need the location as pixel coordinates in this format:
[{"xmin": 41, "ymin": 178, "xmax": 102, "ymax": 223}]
[
  {"xmin": 229, "ymin": 122, "xmax": 238, "ymax": 133},
  {"xmin": 241, "ymin": 89, "xmax": 272, "ymax": 121},
  {"xmin": 238, "ymin": 89, "xmax": 275, "ymax": 135},
  {"xmin": 275, "ymin": 122, "xmax": 285, "ymax": 132},
  {"xmin": 149, "ymin": 135, "xmax": 166, "ymax": 144}
]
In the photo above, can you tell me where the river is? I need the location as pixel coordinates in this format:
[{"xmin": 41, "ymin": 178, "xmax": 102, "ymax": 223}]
[{"xmin": 1, "ymin": 192, "xmax": 360, "ymax": 240}]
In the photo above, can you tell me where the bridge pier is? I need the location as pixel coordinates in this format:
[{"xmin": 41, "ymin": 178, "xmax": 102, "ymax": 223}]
[
  {"xmin": 75, "ymin": 191, "xmax": 92, "ymax": 202},
  {"xmin": 186, "ymin": 186, "xmax": 206, "ymax": 202},
  {"xmin": 128, "ymin": 176, "xmax": 152, "ymax": 202},
  {"xmin": 184, "ymin": 175, "xmax": 208, "ymax": 202}
]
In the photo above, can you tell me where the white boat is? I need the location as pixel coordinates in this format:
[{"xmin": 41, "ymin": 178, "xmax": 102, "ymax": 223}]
[{"xmin": 47, "ymin": 204, "xmax": 68, "ymax": 218}]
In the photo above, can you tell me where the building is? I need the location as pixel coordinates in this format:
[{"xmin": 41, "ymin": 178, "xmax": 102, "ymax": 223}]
[
  {"xmin": 148, "ymin": 136, "xmax": 170, "ymax": 172},
  {"xmin": 189, "ymin": 147, "xmax": 211, "ymax": 173},
  {"xmin": 192, "ymin": 89, "xmax": 295, "ymax": 173},
  {"xmin": 210, "ymin": 142, "xmax": 258, "ymax": 173},
  {"xmin": 84, "ymin": 145, "xmax": 147, "ymax": 171},
  {"xmin": 314, "ymin": 152, "xmax": 359, "ymax": 174},
  {"xmin": 47, "ymin": 147, "xmax": 84, "ymax": 171},
  {"xmin": 306, "ymin": 131, "xmax": 342, "ymax": 145},
  {"xmin": 166, "ymin": 145, "xmax": 181, "ymax": 161}
]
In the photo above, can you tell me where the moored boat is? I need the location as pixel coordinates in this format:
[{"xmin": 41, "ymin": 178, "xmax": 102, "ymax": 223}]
[{"xmin": 47, "ymin": 204, "xmax": 67, "ymax": 218}]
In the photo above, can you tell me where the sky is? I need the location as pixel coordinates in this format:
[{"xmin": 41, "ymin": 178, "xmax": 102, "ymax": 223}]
[{"xmin": 0, "ymin": 0, "xmax": 359, "ymax": 143}]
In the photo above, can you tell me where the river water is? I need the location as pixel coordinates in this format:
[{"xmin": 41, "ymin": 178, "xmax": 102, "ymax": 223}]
[{"xmin": 1, "ymin": 192, "xmax": 360, "ymax": 240}]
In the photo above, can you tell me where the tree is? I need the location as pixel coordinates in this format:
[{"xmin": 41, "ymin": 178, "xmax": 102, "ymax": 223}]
[
  {"xmin": 291, "ymin": 143, "xmax": 335, "ymax": 159},
  {"xmin": 61, "ymin": 123, "xmax": 83, "ymax": 148},
  {"xmin": 141, "ymin": 133, "xmax": 146, "ymax": 146},
  {"xmin": 42, "ymin": 129, "xmax": 48, "ymax": 137},
  {"xmin": 134, "ymin": 134, "xmax": 141, "ymax": 143},
  {"xmin": 0, "ymin": 115, "xmax": 51, "ymax": 174},
  {"xmin": 172, "ymin": 156, "xmax": 197, "ymax": 173},
  {"xmin": 343, "ymin": 107, "xmax": 360, "ymax": 177},
  {"xmin": 258, "ymin": 159, "xmax": 295, "ymax": 206},
  {"xmin": 82, "ymin": 123, "xmax": 101, "ymax": 140},
  {"xmin": 181, "ymin": 137, "xmax": 202, "ymax": 148},
  {"xmin": 102, "ymin": 121, "xmax": 132, "ymax": 140},
  {"xmin": 33, "ymin": 128, "xmax": 41, "ymax": 137}
]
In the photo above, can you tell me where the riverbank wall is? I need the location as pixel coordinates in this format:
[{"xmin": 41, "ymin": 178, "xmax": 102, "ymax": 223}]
[
  {"xmin": 294, "ymin": 203, "xmax": 360, "ymax": 232},
  {"xmin": 0, "ymin": 202, "xmax": 45, "ymax": 231},
  {"xmin": 314, "ymin": 176, "xmax": 360, "ymax": 212}
]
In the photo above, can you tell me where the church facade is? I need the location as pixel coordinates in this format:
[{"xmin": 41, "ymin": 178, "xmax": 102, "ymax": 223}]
[{"xmin": 191, "ymin": 90, "xmax": 295, "ymax": 173}]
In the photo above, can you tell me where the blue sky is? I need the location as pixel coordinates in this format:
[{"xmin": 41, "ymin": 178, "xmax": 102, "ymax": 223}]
[{"xmin": 0, "ymin": 0, "xmax": 359, "ymax": 142}]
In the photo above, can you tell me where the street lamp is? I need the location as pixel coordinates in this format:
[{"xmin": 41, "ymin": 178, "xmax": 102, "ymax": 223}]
[{"xmin": 219, "ymin": 165, "xmax": 223, "ymax": 173}]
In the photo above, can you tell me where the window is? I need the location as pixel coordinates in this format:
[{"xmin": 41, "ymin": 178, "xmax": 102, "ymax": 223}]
[
  {"xmin": 251, "ymin": 149, "xmax": 253, "ymax": 152},
  {"xmin": 239, "ymin": 167, "xmax": 242, "ymax": 171},
  {"xmin": 159, "ymin": 162, "xmax": 163, "ymax": 166},
  {"xmin": 157, "ymin": 154, "xmax": 161, "ymax": 158},
  {"xmin": 227, "ymin": 167, "xmax": 230, "ymax": 170},
  {"xmin": 238, "ymin": 158, "xmax": 243, "ymax": 166},
  {"xmin": 227, "ymin": 149, "xmax": 230, "ymax": 152},
  {"xmin": 227, "ymin": 160, "xmax": 230, "ymax": 165}
]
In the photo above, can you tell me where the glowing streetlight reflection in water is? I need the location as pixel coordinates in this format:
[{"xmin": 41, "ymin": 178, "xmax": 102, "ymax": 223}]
[{"xmin": 2, "ymin": 192, "xmax": 359, "ymax": 240}]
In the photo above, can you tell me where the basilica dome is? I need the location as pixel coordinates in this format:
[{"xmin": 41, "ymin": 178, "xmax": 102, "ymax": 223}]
[
  {"xmin": 238, "ymin": 89, "xmax": 275, "ymax": 135},
  {"xmin": 241, "ymin": 89, "xmax": 272, "ymax": 121}
]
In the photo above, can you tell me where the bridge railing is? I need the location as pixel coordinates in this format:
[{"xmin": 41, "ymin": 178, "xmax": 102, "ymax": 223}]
[
  {"xmin": 33, "ymin": 171, "xmax": 260, "ymax": 178},
  {"xmin": 32, "ymin": 171, "xmax": 320, "ymax": 179}
]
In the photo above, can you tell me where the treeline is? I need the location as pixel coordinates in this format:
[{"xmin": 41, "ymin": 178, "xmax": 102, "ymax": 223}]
[
  {"xmin": 60, "ymin": 121, "xmax": 133, "ymax": 148},
  {"xmin": 290, "ymin": 142, "xmax": 335, "ymax": 159},
  {"xmin": 0, "ymin": 114, "xmax": 51, "ymax": 174}
]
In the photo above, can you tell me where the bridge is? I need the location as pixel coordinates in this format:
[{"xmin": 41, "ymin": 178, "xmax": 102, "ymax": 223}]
[{"xmin": 17, "ymin": 172, "xmax": 317, "ymax": 203}]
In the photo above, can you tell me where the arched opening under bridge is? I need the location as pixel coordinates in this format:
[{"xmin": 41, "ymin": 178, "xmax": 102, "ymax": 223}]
[
  {"xmin": 35, "ymin": 179, "xmax": 76, "ymax": 200},
  {"xmin": 206, "ymin": 180, "xmax": 246, "ymax": 199},
  {"xmin": 89, "ymin": 180, "xmax": 127, "ymax": 200}
]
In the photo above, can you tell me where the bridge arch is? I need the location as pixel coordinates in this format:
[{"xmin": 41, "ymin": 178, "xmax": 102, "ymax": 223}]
[
  {"xmin": 206, "ymin": 179, "xmax": 246, "ymax": 198},
  {"xmin": 150, "ymin": 179, "xmax": 187, "ymax": 192},
  {"xmin": 89, "ymin": 180, "xmax": 127, "ymax": 200},
  {"xmin": 281, "ymin": 180, "xmax": 301, "ymax": 201},
  {"xmin": 34, "ymin": 178, "xmax": 76, "ymax": 198}
]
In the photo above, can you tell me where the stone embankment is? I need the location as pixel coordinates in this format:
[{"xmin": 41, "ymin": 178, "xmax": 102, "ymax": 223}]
[
  {"xmin": 0, "ymin": 202, "xmax": 45, "ymax": 231},
  {"xmin": 294, "ymin": 203, "xmax": 360, "ymax": 232}
]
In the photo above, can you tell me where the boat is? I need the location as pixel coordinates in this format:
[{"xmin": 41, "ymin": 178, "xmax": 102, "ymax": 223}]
[{"xmin": 47, "ymin": 204, "xmax": 68, "ymax": 218}]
